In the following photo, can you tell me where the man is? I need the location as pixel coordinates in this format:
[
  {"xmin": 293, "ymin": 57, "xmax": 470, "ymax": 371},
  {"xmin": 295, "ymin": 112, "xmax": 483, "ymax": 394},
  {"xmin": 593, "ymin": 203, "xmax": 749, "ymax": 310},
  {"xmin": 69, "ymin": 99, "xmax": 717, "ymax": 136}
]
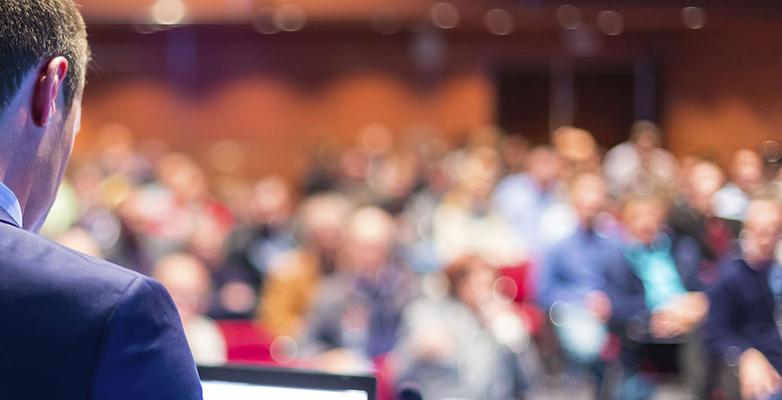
[
  {"xmin": 0, "ymin": 1, "xmax": 201, "ymax": 398},
  {"xmin": 669, "ymin": 160, "xmax": 740, "ymax": 288},
  {"xmin": 537, "ymin": 172, "xmax": 621, "ymax": 395},
  {"xmin": 302, "ymin": 207, "xmax": 410, "ymax": 369},
  {"xmin": 259, "ymin": 192, "xmax": 352, "ymax": 338},
  {"xmin": 705, "ymin": 194, "xmax": 782, "ymax": 400},
  {"xmin": 714, "ymin": 148, "xmax": 765, "ymax": 222},
  {"xmin": 603, "ymin": 121, "xmax": 679, "ymax": 198},
  {"xmin": 493, "ymin": 145, "xmax": 564, "ymax": 259},
  {"xmin": 155, "ymin": 253, "xmax": 227, "ymax": 366},
  {"xmin": 605, "ymin": 195, "xmax": 709, "ymax": 399}
]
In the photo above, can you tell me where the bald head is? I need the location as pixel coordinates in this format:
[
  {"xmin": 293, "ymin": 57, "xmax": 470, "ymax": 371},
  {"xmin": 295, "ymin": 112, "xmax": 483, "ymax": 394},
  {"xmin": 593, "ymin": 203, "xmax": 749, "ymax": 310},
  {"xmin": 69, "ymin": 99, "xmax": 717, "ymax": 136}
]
[
  {"xmin": 342, "ymin": 207, "xmax": 397, "ymax": 273},
  {"xmin": 742, "ymin": 196, "xmax": 782, "ymax": 266},
  {"xmin": 731, "ymin": 149, "xmax": 763, "ymax": 193},
  {"xmin": 688, "ymin": 160, "xmax": 725, "ymax": 215}
]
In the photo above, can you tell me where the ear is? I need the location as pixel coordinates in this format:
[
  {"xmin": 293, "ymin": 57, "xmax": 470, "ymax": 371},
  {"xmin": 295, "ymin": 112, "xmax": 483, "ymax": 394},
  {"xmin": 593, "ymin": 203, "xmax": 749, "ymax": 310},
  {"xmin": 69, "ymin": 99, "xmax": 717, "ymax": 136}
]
[{"xmin": 32, "ymin": 57, "xmax": 69, "ymax": 127}]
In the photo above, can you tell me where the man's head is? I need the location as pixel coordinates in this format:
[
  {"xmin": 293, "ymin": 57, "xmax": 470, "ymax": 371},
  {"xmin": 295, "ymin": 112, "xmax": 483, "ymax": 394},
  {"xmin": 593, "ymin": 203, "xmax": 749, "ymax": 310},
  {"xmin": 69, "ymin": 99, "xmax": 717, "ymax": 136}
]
[
  {"xmin": 569, "ymin": 172, "xmax": 607, "ymax": 225},
  {"xmin": 630, "ymin": 120, "xmax": 662, "ymax": 159},
  {"xmin": 741, "ymin": 191, "xmax": 782, "ymax": 266},
  {"xmin": 526, "ymin": 146, "xmax": 562, "ymax": 189},
  {"xmin": 443, "ymin": 255, "xmax": 496, "ymax": 311},
  {"xmin": 731, "ymin": 149, "xmax": 764, "ymax": 194},
  {"xmin": 687, "ymin": 160, "xmax": 725, "ymax": 216},
  {"xmin": 622, "ymin": 194, "xmax": 668, "ymax": 246},
  {"xmin": 0, "ymin": 0, "xmax": 89, "ymax": 231},
  {"xmin": 298, "ymin": 192, "xmax": 352, "ymax": 256},
  {"xmin": 341, "ymin": 207, "xmax": 396, "ymax": 275}
]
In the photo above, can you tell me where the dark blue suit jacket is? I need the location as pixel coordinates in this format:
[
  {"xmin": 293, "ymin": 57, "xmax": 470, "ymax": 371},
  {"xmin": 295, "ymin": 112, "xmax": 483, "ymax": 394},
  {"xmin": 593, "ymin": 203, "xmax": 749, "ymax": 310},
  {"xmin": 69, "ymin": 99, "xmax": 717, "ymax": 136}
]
[
  {"xmin": 704, "ymin": 257, "xmax": 782, "ymax": 373},
  {"xmin": 0, "ymin": 208, "xmax": 202, "ymax": 399}
]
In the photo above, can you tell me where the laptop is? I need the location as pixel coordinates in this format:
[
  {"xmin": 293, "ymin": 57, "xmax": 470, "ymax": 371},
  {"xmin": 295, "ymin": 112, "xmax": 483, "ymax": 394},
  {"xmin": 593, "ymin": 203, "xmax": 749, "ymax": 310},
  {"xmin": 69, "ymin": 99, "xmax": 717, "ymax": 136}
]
[{"xmin": 198, "ymin": 365, "xmax": 377, "ymax": 400}]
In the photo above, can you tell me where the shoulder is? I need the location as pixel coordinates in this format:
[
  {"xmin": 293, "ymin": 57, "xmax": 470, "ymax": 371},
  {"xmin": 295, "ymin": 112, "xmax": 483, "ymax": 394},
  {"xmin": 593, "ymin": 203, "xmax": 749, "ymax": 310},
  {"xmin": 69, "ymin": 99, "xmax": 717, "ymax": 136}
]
[
  {"xmin": 710, "ymin": 258, "xmax": 750, "ymax": 293},
  {"xmin": 0, "ymin": 223, "xmax": 147, "ymax": 318}
]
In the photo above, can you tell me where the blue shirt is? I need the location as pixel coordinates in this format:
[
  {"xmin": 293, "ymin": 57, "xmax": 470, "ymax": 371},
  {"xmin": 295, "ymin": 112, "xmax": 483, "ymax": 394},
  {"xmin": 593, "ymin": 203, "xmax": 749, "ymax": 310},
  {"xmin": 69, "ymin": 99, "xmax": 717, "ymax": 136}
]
[
  {"xmin": 624, "ymin": 236, "xmax": 687, "ymax": 311},
  {"xmin": 0, "ymin": 181, "xmax": 23, "ymax": 227},
  {"xmin": 537, "ymin": 226, "xmax": 622, "ymax": 310},
  {"xmin": 493, "ymin": 173, "xmax": 560, "ymax": 257}
]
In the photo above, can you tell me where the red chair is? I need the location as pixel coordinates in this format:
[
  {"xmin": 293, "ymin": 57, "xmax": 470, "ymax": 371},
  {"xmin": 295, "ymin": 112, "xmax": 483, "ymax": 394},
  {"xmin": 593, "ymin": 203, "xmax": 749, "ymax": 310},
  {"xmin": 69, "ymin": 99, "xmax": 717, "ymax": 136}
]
[
  {"xmin": 498, "ymin": 261, "xmax": 544, "ymax": 335},
  {"xmin": 216, "ymin": 320, "xmax": 274, "ymax": 364}
]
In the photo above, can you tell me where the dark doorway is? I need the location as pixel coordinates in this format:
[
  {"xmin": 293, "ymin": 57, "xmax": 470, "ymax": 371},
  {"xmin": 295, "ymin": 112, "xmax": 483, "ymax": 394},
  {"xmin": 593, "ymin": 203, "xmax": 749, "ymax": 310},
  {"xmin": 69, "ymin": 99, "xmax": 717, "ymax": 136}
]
[{"xmin": 496, "ymin": 61, "xmax": 655, "ymax": 151}]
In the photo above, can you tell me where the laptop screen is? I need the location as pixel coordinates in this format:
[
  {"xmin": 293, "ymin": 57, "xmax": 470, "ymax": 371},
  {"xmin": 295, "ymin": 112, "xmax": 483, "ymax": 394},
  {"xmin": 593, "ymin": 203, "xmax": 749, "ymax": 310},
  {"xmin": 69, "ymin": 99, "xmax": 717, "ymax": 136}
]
[{"xmin": 199, "ymin": 365, "xmax": 376, "ymax": 400}]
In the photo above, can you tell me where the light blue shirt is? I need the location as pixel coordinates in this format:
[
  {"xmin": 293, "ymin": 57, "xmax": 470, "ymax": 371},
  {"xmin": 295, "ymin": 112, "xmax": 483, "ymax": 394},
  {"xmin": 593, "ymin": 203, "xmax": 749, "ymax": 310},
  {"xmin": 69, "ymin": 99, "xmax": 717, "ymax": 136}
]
[
  {"xmin": 624, "ymin": 236, "xmax": 687, "ymax": 311},
  {"xmin": 0, "ymin": 181, "xmax": 23, "ymax": 227},
  {"xmin": 492, "ymin": 173, "xmax": 561, "ymax": 257}
]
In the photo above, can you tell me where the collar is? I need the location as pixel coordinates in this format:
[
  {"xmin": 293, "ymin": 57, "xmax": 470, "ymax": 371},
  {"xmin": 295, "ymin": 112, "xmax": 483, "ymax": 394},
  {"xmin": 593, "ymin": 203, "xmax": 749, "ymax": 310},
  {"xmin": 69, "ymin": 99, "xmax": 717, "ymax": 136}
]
[{"xmin": 0, "ymin": 181, "xmax": 23, "ymax": 228}]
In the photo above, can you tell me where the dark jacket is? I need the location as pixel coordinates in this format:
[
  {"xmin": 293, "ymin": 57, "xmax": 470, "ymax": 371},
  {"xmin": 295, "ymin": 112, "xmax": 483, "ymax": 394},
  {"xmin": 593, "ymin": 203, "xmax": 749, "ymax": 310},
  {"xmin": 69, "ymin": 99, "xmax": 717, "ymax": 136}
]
[
  {"xmin": 604, "ymin": 232, "xmax": 703, "ymax": 341},
  {"xmin": 0, "ymin": 208, "xmax": 202, "ymax": 399},
  {"xmin": 704, "ymin": 257, "xmax": 782, "ymax": 373}
]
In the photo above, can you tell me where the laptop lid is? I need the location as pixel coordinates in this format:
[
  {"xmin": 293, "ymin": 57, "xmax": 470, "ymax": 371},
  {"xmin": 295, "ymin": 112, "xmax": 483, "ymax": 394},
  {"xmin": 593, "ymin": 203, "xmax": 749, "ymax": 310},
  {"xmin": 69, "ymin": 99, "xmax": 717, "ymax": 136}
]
[{"xmin": 198, "ymin": 365, "xmax": 376, "ymax": 400}]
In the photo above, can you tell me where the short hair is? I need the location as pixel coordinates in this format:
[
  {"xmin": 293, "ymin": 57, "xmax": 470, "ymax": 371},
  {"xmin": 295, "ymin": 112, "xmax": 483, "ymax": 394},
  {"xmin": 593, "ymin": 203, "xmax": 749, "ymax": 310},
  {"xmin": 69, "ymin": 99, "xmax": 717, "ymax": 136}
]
[
  {"xmin": 630, "ymin": 120, "xmax": 661, "ymax": 145},
  {"xmin": 0, "ymin": 0, "xmax": 89, "ymax": 113},
  {"xmin": 443, "ymin": 254, "xmax": 492, "ymax": 297}
]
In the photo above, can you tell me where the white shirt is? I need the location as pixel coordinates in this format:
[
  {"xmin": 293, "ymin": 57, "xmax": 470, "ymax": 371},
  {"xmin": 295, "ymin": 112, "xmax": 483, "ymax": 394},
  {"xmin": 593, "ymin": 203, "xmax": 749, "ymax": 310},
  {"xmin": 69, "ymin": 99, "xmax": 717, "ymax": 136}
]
[{"xmin": 0, "ymin": 181, "xmax": 23, "ymax": 227}]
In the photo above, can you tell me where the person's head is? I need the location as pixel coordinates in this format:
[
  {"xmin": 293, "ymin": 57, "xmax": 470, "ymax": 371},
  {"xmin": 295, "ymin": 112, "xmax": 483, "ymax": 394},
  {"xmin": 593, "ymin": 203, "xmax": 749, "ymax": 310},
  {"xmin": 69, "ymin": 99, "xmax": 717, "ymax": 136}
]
[
  {"xmin": 443, "ymin": 255, "xmax": 496, "ymax": 311},
  {"xmin": 552, "ymin": 126, "xmax": 599, "ymax": 176},
  {"xmin": 156, "ymin": 152, "xmax": 207, "ymax": 201},
  {"xmin": 621, "ymin": 194, "xmax": 668, "ymax": 245},
  {"xmin": 341, "ymin": 207, "xmax": 396, "ymax": 275},
  {"xmin": 687, "ymin": 160, "xmax": 725, "ymax": 216},
  {"xmin": 250, "ymin": 176, "xmax": 292, "ymax": 226},
  {"xmin": 453, "ymin": 146, "xmax": 501, "ymax": 201},
  {"xmin": 741, "ymin": 190, "xmax": 782, "ymax": 266},
  {"xmin": 526, "ymin": 146, "xmax": 562, "ymax": 189},
  {"xmin": 153, "ymin": 253, "xmax": 213, "ymax": 323},
  {"xmin": 297, "ymin": 192, "xmax": 352, "ymax": 256},
  {"xmin": 370, "ymin": 152, "xmax": 418, "ymax": 202},
  {"xmin": 569, "ymin": 172, "xmax": 607, "ymax": 224},
  {"xmin": 630, "ymin": 120, "xmax": 662, "ymax": 160},
  {"xmin": 499, "ymin": 134, "xmax": 528, "ymax": 174},
  {"xmin": 730, "ymin": 149, "xmax": 764, "ymax": 194},
  {"xmin": 0, "ymin": 0, "xmax": 90, "ymax": 231}
]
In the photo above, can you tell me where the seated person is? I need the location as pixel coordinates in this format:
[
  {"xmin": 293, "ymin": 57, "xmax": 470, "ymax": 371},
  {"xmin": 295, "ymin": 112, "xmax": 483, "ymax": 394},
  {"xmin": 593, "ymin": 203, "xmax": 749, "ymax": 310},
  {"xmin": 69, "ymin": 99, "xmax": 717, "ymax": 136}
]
[
  {"xmin": 669, "ymin": 159, "xmax": 740, "ymax": 288},
  {"xmin": 434, "ymin": 146, "xmax": 525, "ymax": 267},
  {"xmin": 538, "ymin": 172, "xmax": 622, "ymax": 394},
  {"xmin": 300, "ymin": 207, "xmax": 411, "ymax": 372},
  {"xmin": 704, "ymin": 193, "xmax": 782, "ymax": 400},
  {"xmin": 391, "ymin": 255, "xmax": 537, "ymax": 400},
  {"xmin": 605, "ymin": 194, "xmax": 709, "ymax": 399},
  {"xmin": 154, "ymin": 253, "xmax": 227, "ymax": 366},
  {"xmin": 258, "ymin": 192, "xmax": 353, "ymax": 338}
]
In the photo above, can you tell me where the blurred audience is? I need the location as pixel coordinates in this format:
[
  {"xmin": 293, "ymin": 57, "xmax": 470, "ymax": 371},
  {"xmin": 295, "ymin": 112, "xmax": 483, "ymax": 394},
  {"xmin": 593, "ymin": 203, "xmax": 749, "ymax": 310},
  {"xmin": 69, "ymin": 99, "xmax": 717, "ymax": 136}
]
[
  {"xmin": 392, "ymin": 255, "xmax": 536, "ymax": 400},
  {"xmin": 433, "ymin": 146, "xmax": 523, "ymax": 267},
  {"xmin": 669, "ymin": 159, "xmax": 741, "ymax": 288},
  {"xmin": 217, "ymin": 176, "xmax": 296, "ymax": 319},
  {"xmin": 714, "ymin": 148, "xmax": 764, "ymax": 222},
  {"xmin": 259, "ymin": 192, "xmax": 352, "ymax": 338},
  {"xmin": 705, "ymin": 192, "xmax": 782, "ymax": 400},
  {"xmin": 154, "ymin": 253, "xmax": 227, "ymax": 366},
  {"xmin": 47, "ymin": 121, "xmax": 782, "ymax": 399},
  {"xmin": 605, "ymin": 195, "xmax": 709, "ymax": 399},
  {"xmin": 493, "ymin": 145, "xmax": 564, "ymax": 260},
  {"xmin": 301, "ymin": 207, "xmax": 411, "ymax": 372},
  {"xmin": 603, "ymin": 121, "xmax": 678, "ymax": 198},
  {"xmin": 537, "ymin": 172, "xmax": 621, "ymax": 395}
]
